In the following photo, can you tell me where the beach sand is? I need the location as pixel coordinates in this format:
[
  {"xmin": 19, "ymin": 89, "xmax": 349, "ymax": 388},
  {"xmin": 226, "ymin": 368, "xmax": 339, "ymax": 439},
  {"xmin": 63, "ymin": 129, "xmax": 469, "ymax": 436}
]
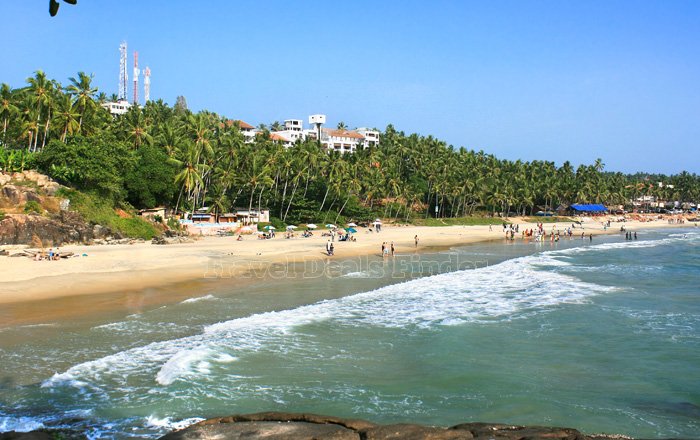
[{"xmin": 0, "ymin": 216, "xmax": 690, "ymax": 325}]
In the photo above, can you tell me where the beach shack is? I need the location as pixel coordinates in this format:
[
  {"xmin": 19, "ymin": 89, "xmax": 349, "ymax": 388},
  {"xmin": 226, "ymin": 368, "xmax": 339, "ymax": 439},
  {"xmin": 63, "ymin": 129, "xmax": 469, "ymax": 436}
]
[
  {"xmin": 138, "ymin": 207, "xmax": 166, "ymax": 221},
  {"xmin": 233, "ymin": 208, "xmax": 270, "ymax": 225}
]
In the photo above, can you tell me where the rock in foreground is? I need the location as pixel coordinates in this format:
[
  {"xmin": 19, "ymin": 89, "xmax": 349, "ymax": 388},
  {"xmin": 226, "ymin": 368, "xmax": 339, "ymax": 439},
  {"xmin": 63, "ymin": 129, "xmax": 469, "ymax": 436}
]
[{"xmin": 159, "ymin": 412, "xmax": 608, "ymax": 440}]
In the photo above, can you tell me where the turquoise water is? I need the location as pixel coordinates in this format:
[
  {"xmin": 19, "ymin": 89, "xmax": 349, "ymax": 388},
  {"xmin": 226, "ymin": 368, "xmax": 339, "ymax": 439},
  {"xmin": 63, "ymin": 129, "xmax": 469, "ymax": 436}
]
[{"xmin": 1, "ymin": 229, "xmax": 698, "ymax": 438}]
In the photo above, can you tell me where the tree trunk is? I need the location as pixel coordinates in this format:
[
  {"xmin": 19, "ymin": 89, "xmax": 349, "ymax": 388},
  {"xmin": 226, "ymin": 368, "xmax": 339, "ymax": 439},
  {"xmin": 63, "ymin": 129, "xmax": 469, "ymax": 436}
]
[
  {"xmin": 319, "ymin": 185, "xmax": 330, "ymax": 212},
  {"xmin": 283, "ymin": 178, "xmax": 300, "ymax": 222}
]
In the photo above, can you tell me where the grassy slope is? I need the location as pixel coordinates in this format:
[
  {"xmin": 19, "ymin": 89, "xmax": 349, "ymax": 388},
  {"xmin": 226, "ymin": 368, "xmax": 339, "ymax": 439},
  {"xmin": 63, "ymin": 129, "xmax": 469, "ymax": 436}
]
[{"xmin": 56, "ymin": 188, "xmax": 160, "ymax": 240}]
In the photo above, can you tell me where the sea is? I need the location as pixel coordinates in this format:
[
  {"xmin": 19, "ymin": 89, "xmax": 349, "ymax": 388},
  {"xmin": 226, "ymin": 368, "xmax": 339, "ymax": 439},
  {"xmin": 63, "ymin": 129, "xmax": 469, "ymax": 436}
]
[{"xmin": 1, "ymin": 228, "xmax": 698, "ymax": 439}]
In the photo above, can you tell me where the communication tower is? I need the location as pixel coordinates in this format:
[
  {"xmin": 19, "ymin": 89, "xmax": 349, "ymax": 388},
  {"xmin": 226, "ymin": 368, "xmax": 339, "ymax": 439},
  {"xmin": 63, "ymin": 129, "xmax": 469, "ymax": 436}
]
[
  {"xmin": 144, "ymin": 67, "xmax": 151, "ymax": 103},
  {"xmin": 133, "ymin": 51, "xmax": 140, "ymax": 105},
  {"xmin": 118, "ymin": 42, "xmax": 128, "ymax": 101}
]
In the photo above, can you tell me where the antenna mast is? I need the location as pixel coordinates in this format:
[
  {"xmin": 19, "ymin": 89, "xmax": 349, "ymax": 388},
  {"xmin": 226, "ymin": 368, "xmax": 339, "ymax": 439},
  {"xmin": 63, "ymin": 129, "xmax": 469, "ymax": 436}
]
[
  {"xmin": 144, "ymin": 67, "xmax": 151, "ymax": 103},
  {"xmin": 118, "ymin": 41, "xmax": 128, "ymax": 101},
  {"xmin": 133, "ymin": 51, "xmax": 140, "ymax": 105}
]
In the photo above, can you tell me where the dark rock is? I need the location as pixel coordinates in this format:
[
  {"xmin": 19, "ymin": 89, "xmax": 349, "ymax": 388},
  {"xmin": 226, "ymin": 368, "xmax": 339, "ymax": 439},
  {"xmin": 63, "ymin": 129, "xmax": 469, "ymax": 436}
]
[
  {"xmin": 158, "ymin": 413, "xmax": 605, "ymax": 440},
  {"xmin": 161, "ymin": 421, "xmax": 359, "ymax": 440},
  {"xmin": 0, "ymin": 429, "xmax": 86, "ymax": 440},
  {"xmin": 366, "ymin": 424, "xmax": 473, "ymax": 439},
  {"xmin": 0, "ymin": 432, "xmax": 54, "ymax": 440},
  {"xmin": 0, "ymin": 212, "xmax": 106, "ymax": 246}
]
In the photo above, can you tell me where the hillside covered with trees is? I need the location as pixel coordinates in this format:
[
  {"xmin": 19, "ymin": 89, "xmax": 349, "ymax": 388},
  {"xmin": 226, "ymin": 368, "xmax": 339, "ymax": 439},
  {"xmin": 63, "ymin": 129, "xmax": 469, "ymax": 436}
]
[{"xmin": 2, "ymin": 71, "xmax": 699, "ymax": 230}]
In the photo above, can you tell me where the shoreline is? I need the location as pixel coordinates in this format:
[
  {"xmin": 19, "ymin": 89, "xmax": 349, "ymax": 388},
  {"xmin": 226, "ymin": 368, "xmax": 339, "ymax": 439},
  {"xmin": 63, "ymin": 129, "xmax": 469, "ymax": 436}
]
[{"xmin": 0, "ymin": 218, "xmax": 692, "ymax": 326}]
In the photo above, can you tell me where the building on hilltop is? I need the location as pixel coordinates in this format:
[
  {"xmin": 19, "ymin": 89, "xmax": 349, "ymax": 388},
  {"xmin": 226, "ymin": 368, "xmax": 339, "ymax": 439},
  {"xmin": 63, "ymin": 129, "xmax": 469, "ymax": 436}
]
[
  {"xmin": 356, "ymin": 127, "xmax": 380, "ymax": 149},
  {"xmin": 251, "ymin": 115, "xmax": 380, "ymax": 153},
  {"xmin": 232, "ymin": 120, "xmax": 256, "ymax": 143},
  {"xmin": 101, "ymin": 100, "xmax": 131, "ymax": 116},
  {"xmin": 321, "ymin": 128, "xmax": 366, "ymax": 154}
]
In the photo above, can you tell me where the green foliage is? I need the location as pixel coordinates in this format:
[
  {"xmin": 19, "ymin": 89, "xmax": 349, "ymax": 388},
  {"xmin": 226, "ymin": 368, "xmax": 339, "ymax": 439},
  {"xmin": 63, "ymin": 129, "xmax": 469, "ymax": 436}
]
[
  {"xmin": 2, "ymin": 70, "xmax": 700, "ymax": 232},
  {"xmin": 124, "ymin": 143, "xmax": 177, "ymax": 208},
  {"xmin": 0, "ymin": 147, "xmax": 35, "ymax": 172},
  {"xmin": 264, "ymin": 216, "xmax": 287, "ymax": 230},
  {"xmin": 0, "ymin": 210, "xmax": 5, "ymax": 220},
  {"xmin": 166, "ymin": 217, "xmax": 181, "ymax": 231},
  {"xmin": 23, "ymin": 200, "xmax": 43, "ymax": 214},
  {"xmin": 57, "ymin": 188, "xmax": 158, "ymax": 239},
  {"xmin": 36, "ymin": 135, "xmax": 134, "ymax": 201}
]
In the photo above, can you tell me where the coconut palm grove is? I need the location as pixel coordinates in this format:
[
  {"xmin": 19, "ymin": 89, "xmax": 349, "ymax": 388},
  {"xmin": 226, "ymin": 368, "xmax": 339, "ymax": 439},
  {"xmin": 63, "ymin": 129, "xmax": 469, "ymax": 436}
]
[{"xmin": 1, "ymin": 71, "xmax": 699, "ymax": 237}]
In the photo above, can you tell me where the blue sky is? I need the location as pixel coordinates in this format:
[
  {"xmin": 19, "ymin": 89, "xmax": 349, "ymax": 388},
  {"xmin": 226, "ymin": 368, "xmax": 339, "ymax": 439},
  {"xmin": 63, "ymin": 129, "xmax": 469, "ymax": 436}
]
[{"xmin": 2, "ymin": 1, "xmax": 698, "ymax": 174}]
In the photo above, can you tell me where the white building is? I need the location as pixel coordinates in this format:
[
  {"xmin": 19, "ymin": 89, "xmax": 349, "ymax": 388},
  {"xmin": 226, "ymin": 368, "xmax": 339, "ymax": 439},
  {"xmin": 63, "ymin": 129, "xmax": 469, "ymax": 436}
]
[
  {"xmin": 101, "ymin": 100, "xmax": 131, "ymax": 116},
  {"xmin": 233, "ymin": 120, "xmax": 256, "ymax": 143},
  {"xmin": 356, "ymin": 127, "xmax": 380, "ymax": 148},
  {"xmin": 321, "ymin": 128, "xmax": 366, "ymax": 154}
]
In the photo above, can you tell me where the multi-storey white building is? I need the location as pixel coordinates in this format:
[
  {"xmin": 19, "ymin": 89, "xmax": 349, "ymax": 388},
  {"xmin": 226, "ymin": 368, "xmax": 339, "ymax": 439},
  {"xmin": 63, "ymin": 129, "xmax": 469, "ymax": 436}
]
[
  {"xmin": 101, "ymin": 100, "xmax": 131, "ymax": 116},
  {"xmin": 233, "ymin": 120, "xmax": 256, "ymax": 143},
  {"xmin": 321, "ymin": 128, "xmax": 366, "ymax": 154},
  {"xmin": 356, "ymin": 127, "xmax": 380, "ymax": 148},
  {"xmin": 261, "ymin": 115, "xmax": 380, "ymax": 153}
]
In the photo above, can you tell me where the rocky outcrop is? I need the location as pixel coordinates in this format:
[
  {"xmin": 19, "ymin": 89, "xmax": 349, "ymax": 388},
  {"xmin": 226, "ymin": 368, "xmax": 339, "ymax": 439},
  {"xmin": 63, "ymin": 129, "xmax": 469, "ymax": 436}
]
[
  {"xmin": 158, "ymin": 412, "xmax": 613, "ymax": 440},
  {"xmin": 0, "ymin": 170, "xmax": 62, "ymax": 195},
  {"xmin": 0, "ymin": 212, "xmax": 109, "ymax": 246}
]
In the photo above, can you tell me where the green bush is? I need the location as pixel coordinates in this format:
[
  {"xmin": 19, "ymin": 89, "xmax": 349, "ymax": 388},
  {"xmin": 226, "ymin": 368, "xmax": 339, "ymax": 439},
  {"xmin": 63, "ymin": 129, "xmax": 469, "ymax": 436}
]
[
  {"xmin": 0, "ymin": 210, "xmax": 5, "ymax": 220},
  {"xmin": 56, "ymin": 188, "xmax": 158, "ymax": 239},
  {"xmin": 24, "ymin": 200, "xmax": 43, "ymax": 214}
]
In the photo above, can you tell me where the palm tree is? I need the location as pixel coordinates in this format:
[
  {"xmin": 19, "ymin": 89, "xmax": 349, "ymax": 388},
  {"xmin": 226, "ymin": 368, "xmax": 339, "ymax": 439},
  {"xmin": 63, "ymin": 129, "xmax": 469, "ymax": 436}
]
[
  {"xmin": 67, "ymin": 71, "xmax": 98, "ymax": 133},
  {"xmin": 124, "ymin": 107, "xmax": 153, "ymax": 148},
  {"xmin": 53, "ymin": 94, "xmax": 80, "ymax": 142},
  {"xmin": 0, "ymin": 84, "xmax": 18, "ymax": 146},
  {"xmin": 25, "ymin": 71, "xmax": 52, "ymax": 152}
]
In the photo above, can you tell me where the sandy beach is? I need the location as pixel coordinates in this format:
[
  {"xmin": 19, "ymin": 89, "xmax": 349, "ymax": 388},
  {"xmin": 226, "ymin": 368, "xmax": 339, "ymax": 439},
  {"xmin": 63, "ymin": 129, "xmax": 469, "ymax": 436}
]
[{"xmin": 2, "ymin": 216, "xmax": 690, "ymax": 305}]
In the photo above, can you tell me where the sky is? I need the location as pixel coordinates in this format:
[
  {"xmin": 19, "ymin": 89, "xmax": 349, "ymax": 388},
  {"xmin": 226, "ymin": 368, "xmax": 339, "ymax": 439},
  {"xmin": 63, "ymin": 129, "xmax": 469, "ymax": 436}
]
[{"xmin": 2, "ymin": 1, "xmax": 699, "ymax": 174}]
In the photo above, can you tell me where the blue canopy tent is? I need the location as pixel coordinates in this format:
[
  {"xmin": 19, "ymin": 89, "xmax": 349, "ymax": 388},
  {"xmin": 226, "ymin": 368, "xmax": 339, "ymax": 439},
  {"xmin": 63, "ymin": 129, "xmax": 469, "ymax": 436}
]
[{"xmin": 570, "ymin": 204, "xmax": 608, "ymax": 213}]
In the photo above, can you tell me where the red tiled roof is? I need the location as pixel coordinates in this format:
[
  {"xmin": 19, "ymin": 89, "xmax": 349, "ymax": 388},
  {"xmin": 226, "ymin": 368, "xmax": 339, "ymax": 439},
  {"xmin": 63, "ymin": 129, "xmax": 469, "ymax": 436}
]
[
  {"xmin": 231, "ymin": 120, "xmax": 254, "ymax": 129},
  {"xmin": 326, "ymin": 129, "xmax": 365, "ymax": 139},
  {"xmin": 270, "ymin": 133, "xmax": 291, "ymax": 142}
]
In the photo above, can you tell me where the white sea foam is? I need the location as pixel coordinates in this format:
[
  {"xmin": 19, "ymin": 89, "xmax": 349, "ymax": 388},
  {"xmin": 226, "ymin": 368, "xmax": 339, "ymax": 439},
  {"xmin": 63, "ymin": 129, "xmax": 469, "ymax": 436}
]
[
  {"xmin": 180, "ymin": 294, "xmax": 217, "ymax": 304},
  {"xmin": 0, "ymin": 416, "xmax": 45, "ymax": 432},
  {"xmin": 46, "ymin": 248, "xmax": 620, "ymax": 389},
  {"xmin": 144, "ymin": 415, "xmax": 204, "ymax": 431}
]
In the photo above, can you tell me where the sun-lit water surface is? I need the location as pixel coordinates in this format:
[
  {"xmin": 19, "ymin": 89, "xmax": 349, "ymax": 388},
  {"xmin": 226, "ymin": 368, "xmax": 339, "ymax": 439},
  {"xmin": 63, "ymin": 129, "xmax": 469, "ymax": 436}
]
[{"xmin": 1, "ymin": 228, "xmax": 698, "ymax": 438}]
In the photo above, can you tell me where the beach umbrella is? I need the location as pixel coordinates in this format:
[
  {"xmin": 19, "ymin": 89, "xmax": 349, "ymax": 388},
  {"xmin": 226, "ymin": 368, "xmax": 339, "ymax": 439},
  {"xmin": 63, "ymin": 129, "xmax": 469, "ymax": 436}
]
[
  {"xmin": 345, "ymin": 227, "xmax": 357, "ymax": 234},
  {"xmin": 306, "ymin": 223, "xmax": 318, "ymax": 229},
  {"xmin": 347, "ymin": 222, "xmax": 357, "ymax": 227},
  {"xmin": 286, "ymin": 225, "xmax": 298, "ymax": 230},
  {"xmin": 264, "ymin": 225, "xmax": 276, "ymax": 230},
  {"xmin": 325, "ymin": 224, "xmax": 337, "ymax": 229},
  {"xmin": 373, "ymin": 219, "xmax": 382, "ymax": 225}
]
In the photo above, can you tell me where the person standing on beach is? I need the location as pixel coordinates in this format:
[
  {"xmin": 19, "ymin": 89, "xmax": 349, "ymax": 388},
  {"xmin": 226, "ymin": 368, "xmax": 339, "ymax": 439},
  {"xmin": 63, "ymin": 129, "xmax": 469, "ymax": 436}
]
[
  {"xmin": 381, "ymin": 242, "xmax": 386, "ymax": 257},
  {"xmin": 326, "ymin": 239, "xmax": 332, "ymax": 256},
  {"xmin": 589, "ymin": 234, "xmax": 593, "ymax": 242},
  {"xmin": 414, "ymin": 235, "xmax": 419, "ymax": 247},
  {"xmin": 391, "ymin": 242, "xmax": 395, "ymax": 257}
]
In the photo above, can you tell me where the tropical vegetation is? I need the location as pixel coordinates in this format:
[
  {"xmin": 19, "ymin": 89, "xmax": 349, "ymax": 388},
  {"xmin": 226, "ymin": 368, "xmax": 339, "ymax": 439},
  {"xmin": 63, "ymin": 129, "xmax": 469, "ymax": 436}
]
[{"xmin": 1, "ymin": 71, "xmax": 699, "ymax": 232}]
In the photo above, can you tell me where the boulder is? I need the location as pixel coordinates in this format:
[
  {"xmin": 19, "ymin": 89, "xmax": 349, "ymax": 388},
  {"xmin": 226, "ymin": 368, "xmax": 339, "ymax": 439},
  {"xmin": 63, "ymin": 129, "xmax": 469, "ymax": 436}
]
[
  {"xmin": 0, "ymin": 212, "xmax": 100, "ymax": 246},
  {"xmin": 158, "ymin": 413, "xmax": 597, "ymax": 440}
]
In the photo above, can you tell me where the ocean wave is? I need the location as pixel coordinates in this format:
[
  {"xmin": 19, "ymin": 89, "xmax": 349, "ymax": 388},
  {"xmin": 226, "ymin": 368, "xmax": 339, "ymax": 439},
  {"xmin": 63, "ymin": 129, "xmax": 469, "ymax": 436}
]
[
  {"xmin": 0, "ymin": 416, "xmax": 45, "ymax": 432},
  {"xmin": 45, "ymin": 251, "xmax": 616, "ymax": 388},
  {"xmin": 180, "ymin": 294, "xmax": 217, "ymax": 304},
  {"xmin": 144, "ymin": 415, "xmax": 204, "ymax": 432}
]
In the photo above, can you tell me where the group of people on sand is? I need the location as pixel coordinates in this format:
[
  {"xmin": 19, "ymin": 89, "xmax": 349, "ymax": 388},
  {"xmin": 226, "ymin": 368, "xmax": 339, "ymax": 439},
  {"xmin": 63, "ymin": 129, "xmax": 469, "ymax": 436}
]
[
  {"xmin": 325, "ymin": 239, "xmax": 335, "ymax": 256},
  {"xmin": 381, "ymin": 242, "xmax": 395, "ymax": 257},
  {"xmin": 34, "ymin": 248, "xmax": 61, "ymax": 261}
]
